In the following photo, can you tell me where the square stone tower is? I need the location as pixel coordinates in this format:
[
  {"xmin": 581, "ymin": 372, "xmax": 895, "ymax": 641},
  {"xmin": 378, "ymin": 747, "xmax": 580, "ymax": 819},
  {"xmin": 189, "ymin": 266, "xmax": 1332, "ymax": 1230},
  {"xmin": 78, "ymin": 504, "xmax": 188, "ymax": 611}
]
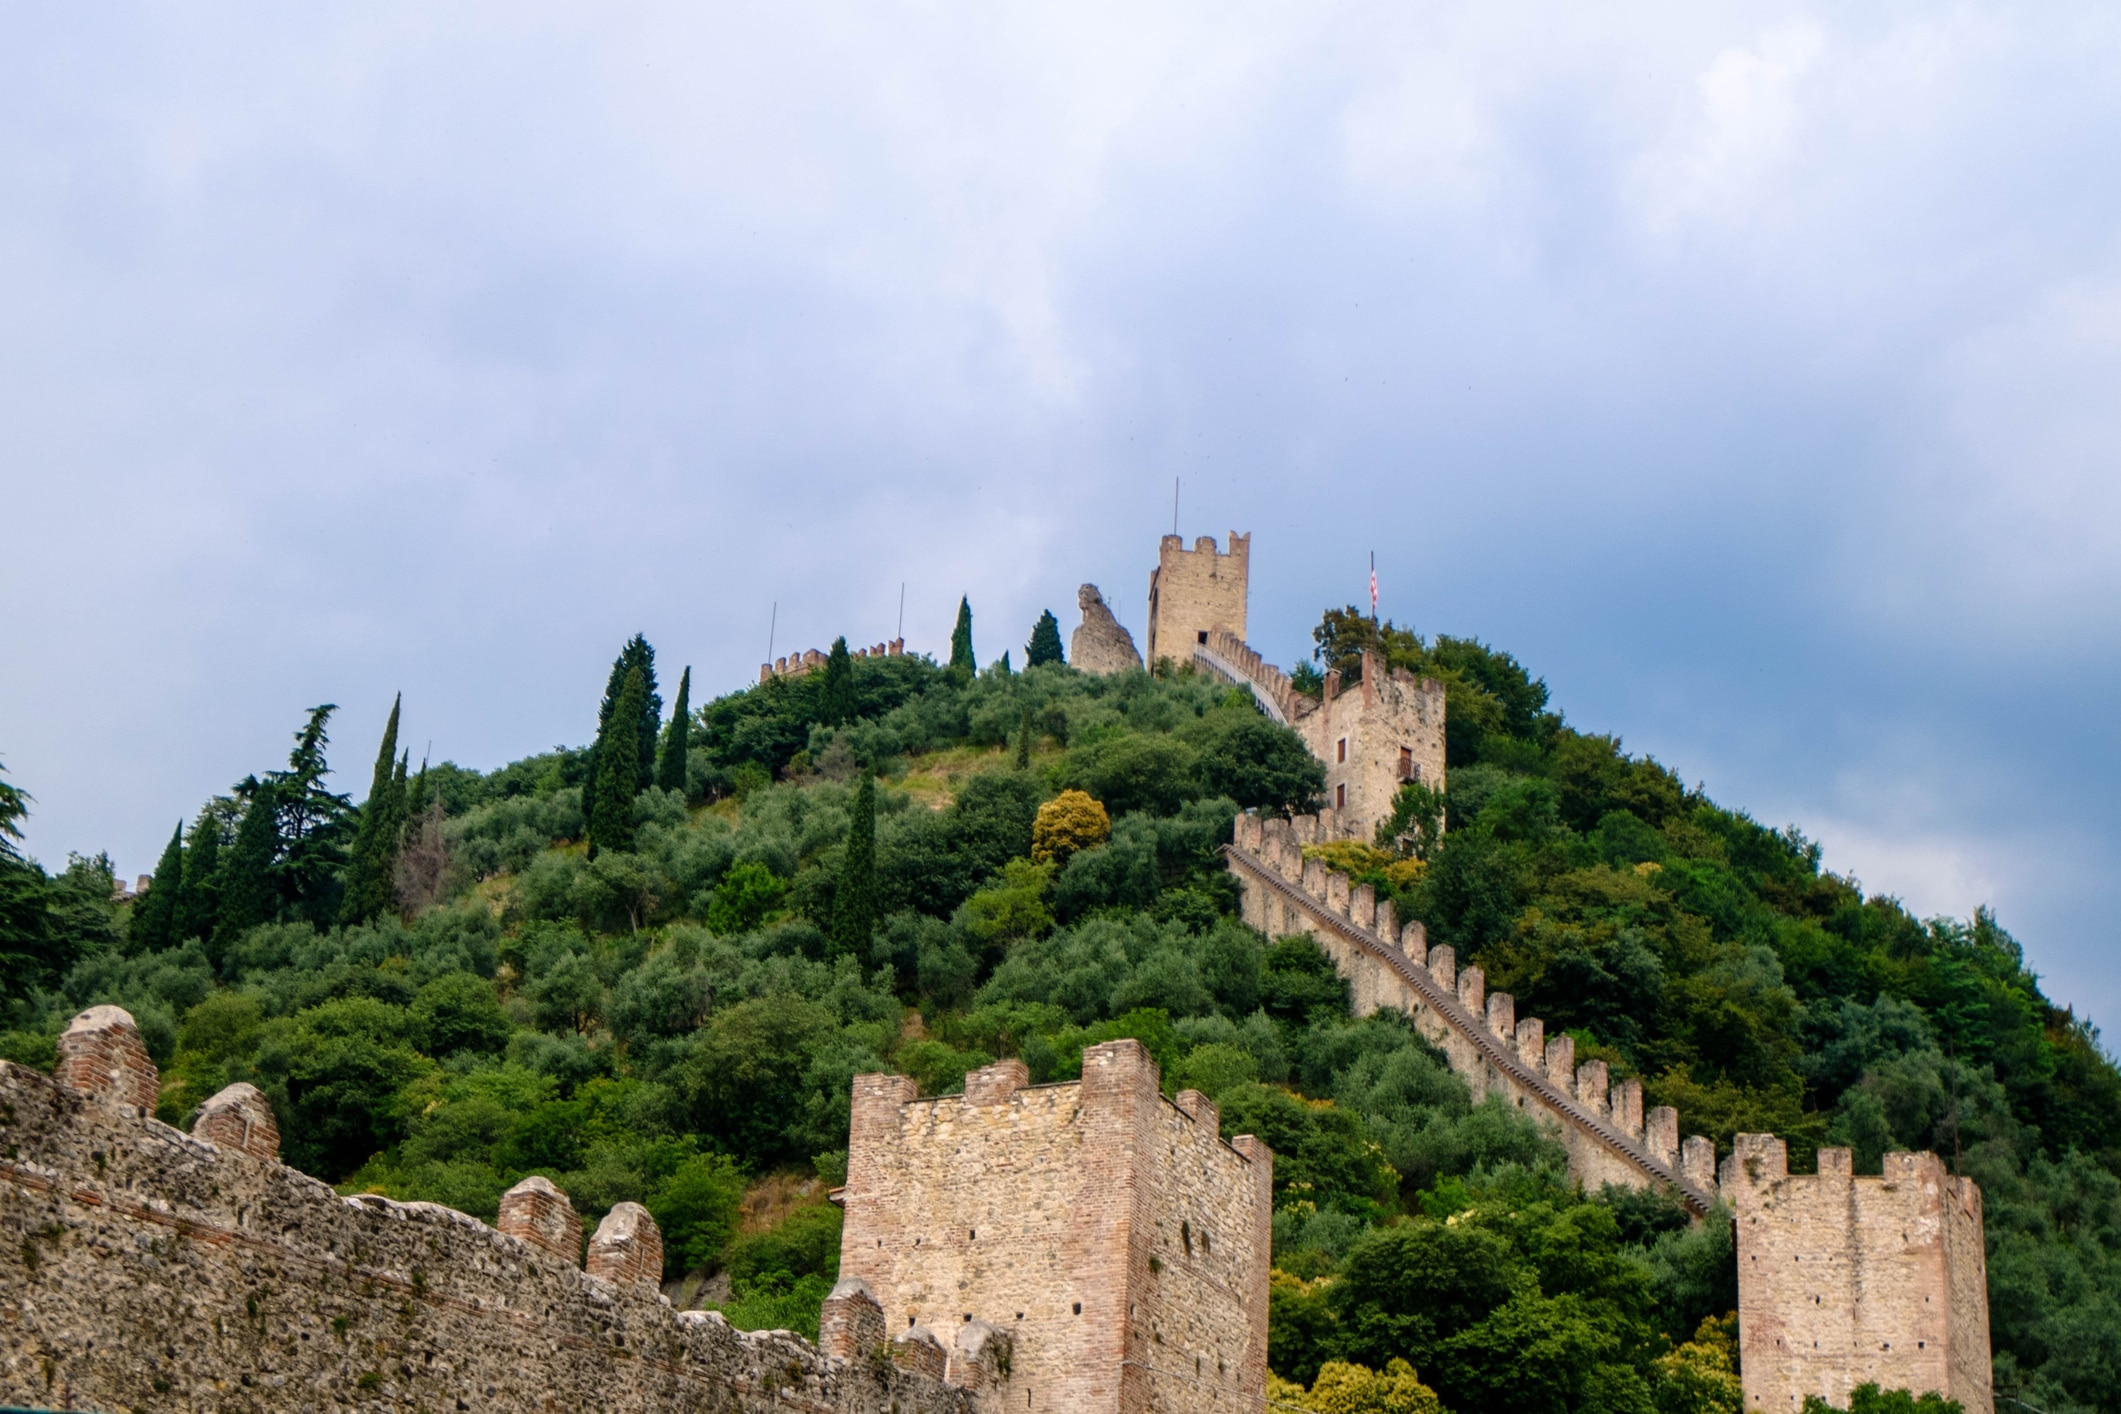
[
  {"xmin": 1147, "ymin": 532, "xmax": 1249, "ymax": 666},
  {"xmin": 1291, "ymin": 649, "xmax": 1447, "ymax": 841},
  {"xmin": 1723, "ymin": 1135, "xmax": 1992, "ymax": 1414},
  {"xmin": 836, "ymin": 1040, "xmax": 1274, "ymax": 1414}
]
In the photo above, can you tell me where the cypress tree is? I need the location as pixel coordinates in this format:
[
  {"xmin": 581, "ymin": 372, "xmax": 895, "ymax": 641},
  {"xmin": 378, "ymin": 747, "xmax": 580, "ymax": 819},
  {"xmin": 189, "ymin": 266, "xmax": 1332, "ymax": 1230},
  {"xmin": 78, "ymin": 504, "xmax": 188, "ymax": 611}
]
[
  {"xmin": 131, "ymin": 821, "xmax": 186, "ymax": 953},
  {"xmin": 829, "ymin": 774, "xmax": 877, "ymax": 961},
  {"xmin": 657, "ymin": 667, "xmax": 692, "ymax": 796},
  {"xmin": 589, "ymin": 667, "xmax": 647, "ymax": 858},
  {"xmin": 583, "ymin": 636, "xmax": 660, "ymax": 822},
  {"xmin": 178, "ymin": 808, "xmax": 222, "ymax": 942},
  {"xmin": 1016, "ymin": 706, "xmax": 1034, "ymax": 770},
  {"xmin": 338, "ymin": 695, "xmax": 403, "ymax": 925},
  {"xmin": 213, "ymin": 780, "xmax": 281, "ymax": 955},
  {"xmin": 1026, "ymin": 609, "xmax": 1064, "ymax": 667},
  {"xmin": 819, "ymin": 638, "xmax": 856, "ymax": 726},
  {"xmin": 949, "ymin": 597, "xmax": 975, "ymax": 676}
]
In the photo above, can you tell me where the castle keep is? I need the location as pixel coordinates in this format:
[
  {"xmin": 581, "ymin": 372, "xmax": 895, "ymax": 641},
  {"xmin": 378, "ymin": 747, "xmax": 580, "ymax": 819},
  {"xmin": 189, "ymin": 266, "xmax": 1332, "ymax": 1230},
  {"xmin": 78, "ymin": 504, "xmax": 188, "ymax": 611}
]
[
  {"xmin": 836, "ymin": 1042, "xmax": 1274, "ymax": 1414},
  {"xmin": 1147, "ymin": 533, "xmax": 1249, "ymax": 665}
]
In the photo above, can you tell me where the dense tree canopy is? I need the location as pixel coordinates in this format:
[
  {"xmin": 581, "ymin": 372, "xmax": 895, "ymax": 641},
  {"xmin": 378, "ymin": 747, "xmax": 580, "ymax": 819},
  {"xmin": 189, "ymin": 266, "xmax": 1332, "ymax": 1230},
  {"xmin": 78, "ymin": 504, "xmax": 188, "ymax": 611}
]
[{"xmin": 3, "ymin": 616, "xmax": 2115, "ymax": 1414}]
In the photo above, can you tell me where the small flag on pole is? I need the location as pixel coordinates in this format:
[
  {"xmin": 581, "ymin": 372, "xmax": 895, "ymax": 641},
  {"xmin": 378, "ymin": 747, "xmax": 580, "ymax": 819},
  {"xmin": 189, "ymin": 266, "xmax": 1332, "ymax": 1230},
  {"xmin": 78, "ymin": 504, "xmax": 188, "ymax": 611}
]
[{"xmin": 1369, "ymin": 552, "xmax": 1378, "ymax": 623}]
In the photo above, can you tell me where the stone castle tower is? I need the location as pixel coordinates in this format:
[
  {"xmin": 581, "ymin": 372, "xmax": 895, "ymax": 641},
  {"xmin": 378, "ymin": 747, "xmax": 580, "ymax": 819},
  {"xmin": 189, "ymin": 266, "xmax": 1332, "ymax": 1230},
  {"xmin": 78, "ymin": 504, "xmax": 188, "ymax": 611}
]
[
  {"xmin": 835, "ymin": 1041, "xmax": 1274, "ymax": 1414},
  {"xmin": 1146, "ymin": 533, "xmax": 1249, "ymax": 665},
  {"xmin": 1724, "ymin": 1136, "xmax": 1993, "ymax": 1414}
]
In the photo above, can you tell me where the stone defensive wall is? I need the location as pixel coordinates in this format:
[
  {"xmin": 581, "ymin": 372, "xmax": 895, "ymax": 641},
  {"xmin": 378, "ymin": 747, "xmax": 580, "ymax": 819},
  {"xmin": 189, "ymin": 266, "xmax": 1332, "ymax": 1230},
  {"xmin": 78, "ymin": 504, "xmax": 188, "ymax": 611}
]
[
  {"xmin": 1193, "ymin": 629, "xmax": 1297, "ymax": 725},
  {"xmin": 1723, "ymin": 1135, "xmax": 1992, "ymax": 1414},
  {"xmin": 0, "ymin": 1007, "xmax": 971, "ymax": 1414},
  {"xmin": 1225, "ymin": 812, "xmax": 1721, "ymax": 1213},
  {"xmin": 837, "ymin": 1042, "xmax": 1274, "ymax": 1414},
  {"xmin": 761, "ymin": 638, "xmax": 907, "ymax": 683}
]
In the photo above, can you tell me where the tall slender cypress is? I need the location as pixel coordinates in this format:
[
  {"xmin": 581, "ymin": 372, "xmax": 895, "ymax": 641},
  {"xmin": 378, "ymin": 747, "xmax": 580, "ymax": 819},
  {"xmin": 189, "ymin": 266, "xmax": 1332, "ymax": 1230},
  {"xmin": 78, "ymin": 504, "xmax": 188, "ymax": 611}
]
[
  {"xmin": 656, "ymin": 667, "xmax": 692, "ymax": 796},
  {"xmin": 131, "ymin": 822, "xmax": 186, "ymax": 953},
  {"xmin": 1016, "ymin": 707, "xmax": 1034, "ymax": 770},
  {"xmin": 829, "ymin": 774, "xmax": 877, "ymax": 961},
  {"xmin": 820, "ymin": 639, "xmax": 856, "ymax": 726},
  {"xmin": 338, "ymin": 695, "xmax": 403, "ymax": 926},
  {"xmin": 178, "ymin": 808, "xmax": 222, "ymax": 943},
  {"xmin": 213, "ymin": 780, "xmax": 281, "ymax": 956},
  {"xmin": 589, "ymin": 667, "xmax": 647, "ymax": 858},
  {"xmin": 1025, "ymin": 610, "xmax": 1064, "ymax": 667},
  {"xmin": 583, "ymin": 636, "xmax": 660, "ymax": 823},
  {"xmin": 949, "ymin": 597, "xmax": 975, "ymax": 676}
]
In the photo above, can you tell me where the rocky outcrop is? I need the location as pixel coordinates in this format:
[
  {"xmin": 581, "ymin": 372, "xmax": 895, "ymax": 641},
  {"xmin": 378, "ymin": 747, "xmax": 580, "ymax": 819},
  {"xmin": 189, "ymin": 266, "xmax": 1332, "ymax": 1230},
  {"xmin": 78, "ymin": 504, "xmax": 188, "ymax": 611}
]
[{"xmin": 1071, "ymin": 584, "xmax": 1143, "ymax": 675}]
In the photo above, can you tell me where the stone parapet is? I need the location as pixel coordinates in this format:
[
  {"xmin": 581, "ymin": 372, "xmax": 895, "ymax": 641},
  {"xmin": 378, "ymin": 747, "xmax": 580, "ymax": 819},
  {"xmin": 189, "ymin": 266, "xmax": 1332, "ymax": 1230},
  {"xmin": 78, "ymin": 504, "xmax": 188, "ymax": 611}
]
[
  {"xmin": 0, "ymin": 1051, "xmax": 971, "ymax": 1414},
  {"xmin": 1224, "ymin": 830, "xmax": 1718, "ymax": 1213},
  {"xmin": 586, "ymin": 1201, "xmax": 664, "ymax": 1288},
  {"xmin": 192, "ymin": 1081, "xmax": 280, "ymax": 1161},
  {"xmin": 55, "ymin": 1004, "xmax": 159, "ymax": 1113},
  {"xmin": 498, "ymin": 1174, "xmax": 581, "ymax": 1266}
]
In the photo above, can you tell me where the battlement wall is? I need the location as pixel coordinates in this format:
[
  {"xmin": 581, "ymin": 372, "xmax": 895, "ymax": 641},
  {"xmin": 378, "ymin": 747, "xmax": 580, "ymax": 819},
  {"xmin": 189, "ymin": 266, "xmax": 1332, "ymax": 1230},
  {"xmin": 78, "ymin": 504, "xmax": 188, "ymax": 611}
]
[
  {"xmin": 837, "ymin": 1042, "xmax": 1273, "ymax": 1414},
  {"xmin": 0, "ymin": 1008, "xmax": 970, "ymax": 1414},
  {"xmin": 1225, "ymin": 814, "xmax": 1717, "ymax": 1210},
  {"xmin": 1147, "ymin": 532, "xmax": 1249, "ymax": 665},
  {"xmin": 1722, "ymin": 1136, "xmax": 1992, "ymax": 1414},
  {"xmin": 762, "ymin": 638, "xmax": 906, "ymax": 683}
]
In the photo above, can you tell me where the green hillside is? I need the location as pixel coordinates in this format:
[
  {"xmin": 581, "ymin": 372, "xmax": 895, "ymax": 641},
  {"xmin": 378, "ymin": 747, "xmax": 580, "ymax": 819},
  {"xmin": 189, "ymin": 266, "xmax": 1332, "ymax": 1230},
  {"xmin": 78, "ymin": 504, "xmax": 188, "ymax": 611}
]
[{"xmin": 2, "ymin": 615, "xmax": 2116, "ymax": 1414}]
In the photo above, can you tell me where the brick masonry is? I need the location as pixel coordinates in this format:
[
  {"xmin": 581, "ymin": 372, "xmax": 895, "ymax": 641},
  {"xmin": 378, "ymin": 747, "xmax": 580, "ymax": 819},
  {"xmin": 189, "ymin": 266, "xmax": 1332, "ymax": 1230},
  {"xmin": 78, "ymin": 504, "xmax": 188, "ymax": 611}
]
[
  {"xmin": 1723, "ymin": 1135, "xmax": 1992, "ymax": 1414},
  {"xmin": 836, "ymin": 1040, "xmax": 1274, "ymax": 1414},
  {"xmin": 0, "ymin": 1008, "xmax": 971, "ymax": 1414}
]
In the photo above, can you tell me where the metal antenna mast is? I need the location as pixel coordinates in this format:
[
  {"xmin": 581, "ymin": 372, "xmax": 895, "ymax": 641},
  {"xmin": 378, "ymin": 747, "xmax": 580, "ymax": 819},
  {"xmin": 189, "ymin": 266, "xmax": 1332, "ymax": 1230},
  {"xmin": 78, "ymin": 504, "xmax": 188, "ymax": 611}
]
[
  {"xmin": 897, "ymin": 583, "xmax": 905, "ymax": 641},
  {"xmin": 767, "ymin": 602, "xmax": 777, "ymax": 666},
  {"xmin": 1172, "ymin": 478, "xmax": 1180, "ymax": 535}
]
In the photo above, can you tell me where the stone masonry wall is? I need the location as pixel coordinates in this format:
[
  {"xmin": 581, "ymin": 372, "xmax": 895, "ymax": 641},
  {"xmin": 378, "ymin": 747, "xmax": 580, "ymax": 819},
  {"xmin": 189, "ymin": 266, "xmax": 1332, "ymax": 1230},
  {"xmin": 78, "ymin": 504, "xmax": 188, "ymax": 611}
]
[
  {"xmin": 1722, "ymin": 1135, "xmax": 1993, "ymax": 1414},
  {"xmin": 0, "ymin": 1008, "xmax": 970, "ymax": 1414},
  {"xmin": 1147, "ymin": 533, "xmax": 1249, "ymax": 666},
  {"xmin": 1226, "ymin": 813, "xmax": 1719, "ymax": 1211},
  {"xmin": 1289, "ymin": 649, "xmax": 1447, "ymax": 843},
  {"xmin": 836, "ymin": 1041, "xmax": 1273, "ymax": 1414}
]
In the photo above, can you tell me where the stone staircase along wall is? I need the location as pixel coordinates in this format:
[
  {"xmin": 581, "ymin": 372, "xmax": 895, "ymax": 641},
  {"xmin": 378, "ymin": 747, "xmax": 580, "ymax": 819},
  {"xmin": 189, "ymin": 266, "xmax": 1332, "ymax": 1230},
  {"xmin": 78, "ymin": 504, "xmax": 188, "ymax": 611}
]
[
  {"xmin": 1226, "ymin": 811, "xmax": 1721, "ymax": 1212},
  {"xmin": 0, "ymin": 1005, "xmax": 975, "ymax": 1414}
]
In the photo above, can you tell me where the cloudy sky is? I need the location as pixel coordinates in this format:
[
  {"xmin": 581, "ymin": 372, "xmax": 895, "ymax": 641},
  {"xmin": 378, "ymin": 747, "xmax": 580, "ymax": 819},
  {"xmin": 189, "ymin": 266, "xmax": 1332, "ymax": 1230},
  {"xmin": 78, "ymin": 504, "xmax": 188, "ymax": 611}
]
[{"xmin": 4, "ymin": 4, "xmax": 2117, "ymax": 1028}]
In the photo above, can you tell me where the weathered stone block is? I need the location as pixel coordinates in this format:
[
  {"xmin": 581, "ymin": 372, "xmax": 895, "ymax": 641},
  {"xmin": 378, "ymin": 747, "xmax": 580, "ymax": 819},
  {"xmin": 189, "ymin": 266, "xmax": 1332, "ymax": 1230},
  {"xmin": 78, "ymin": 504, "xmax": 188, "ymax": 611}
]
[
  {"xmin": 1486, "ymin": 992, "xmax": 1515, "ymax": 1042},
  {"xmin": 949, "ymin": 1319, "xmax": 1012, "ymax": 1392},
  {"xmin": 1544, "ymin": 1033, "xmax": 1574, "ymax": 1083},
  {"xmin": 192, "ymin": 1081, "xmax": 279, "ymax": 1161},
  {"xmin": 821, "ymin": 1275, "xmax": 887, "ymax": 1361},
  {"xmin": 499, "ymin": 1175, "xmax": 581, "ymax": 1267},
  {"xmin": 55, "ymin": 1005, "xmax": 158, "ymax": 1112},
  {"xmin": 1575, "ymin": 1060, "xmax": 1609, "ymax": 1117},
  {"xmin": 1350, "ymin": 882, "xmax": 1374, "ymax": 929},
  {"xmin": 1681, "ymin": 1135, "xmax": 1716, "ymax": 1191},
  {"xmin": 586, "ymin": 1201, "xmax": 663, "ymax": 1287},
  {"xmin": 894, "ymin": 1325, "xmax": 949, "ymax": 1380},
  {"xmin": 1613, "ymin": 1078, "xmax": 1644, "ymax": 1138},
  {"xmin": 964, "ymin": 1058, "xmax": 1030, "ymax": 1105},
  {"xmin": 1428, "ymin": 945, "xmax": 1455, "ymax": 991},
  {"xmin": 1516, "ymin": 1016, "xmax": 1545, "ymax": 1069},
  {"xmin": 1646, "ymin": 1106, "xmax": 1679, "ymax": 1166},
  {"xmin": 1457, "ymin": 965, "xmax": 1484, "ymax": 1016}
]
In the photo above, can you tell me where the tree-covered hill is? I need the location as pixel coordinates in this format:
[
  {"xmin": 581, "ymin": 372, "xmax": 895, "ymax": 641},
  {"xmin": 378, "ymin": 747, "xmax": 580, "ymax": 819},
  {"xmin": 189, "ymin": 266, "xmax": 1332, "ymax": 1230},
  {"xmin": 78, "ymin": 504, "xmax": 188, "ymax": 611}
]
[{"xmin": 2, "ymin": 618, "xmax": 2116, "ymax": 1414}]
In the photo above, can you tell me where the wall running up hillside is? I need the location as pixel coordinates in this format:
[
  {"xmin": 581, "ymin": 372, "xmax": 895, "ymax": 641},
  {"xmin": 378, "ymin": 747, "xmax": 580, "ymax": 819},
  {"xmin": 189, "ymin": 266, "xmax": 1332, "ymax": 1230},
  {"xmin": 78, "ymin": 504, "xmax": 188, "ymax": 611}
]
[{"xmin": 1226, "ymin": 812, "xmax": 1721, "ymax": 1212}]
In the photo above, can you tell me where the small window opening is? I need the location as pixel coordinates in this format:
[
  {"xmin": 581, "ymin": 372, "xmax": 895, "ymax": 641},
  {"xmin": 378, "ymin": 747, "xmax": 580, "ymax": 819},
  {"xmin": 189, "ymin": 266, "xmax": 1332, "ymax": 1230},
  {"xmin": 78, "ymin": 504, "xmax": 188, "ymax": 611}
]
[
  {"xmin": 1197, "ymin": 629, "xmax": 1209, "ymax": 644},
  {"xmin": 1398, "ymin": 747, "xmax": 1413, "ymax": 780},
  {"xmin": 1181, "ymin": 1221, "xmax": 1193, "ymax": 1255},
  {"xmin": 1335, "ymin": 783, "xmax": 1346, "ymax": 809},
  {"xmin": 1336, "ymin": 737, "xmax": 1348, "ymax": 763},
  {"xmin": 1073, "ymin": 1302, "xmax": 1082, "ymax": 1315}
]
